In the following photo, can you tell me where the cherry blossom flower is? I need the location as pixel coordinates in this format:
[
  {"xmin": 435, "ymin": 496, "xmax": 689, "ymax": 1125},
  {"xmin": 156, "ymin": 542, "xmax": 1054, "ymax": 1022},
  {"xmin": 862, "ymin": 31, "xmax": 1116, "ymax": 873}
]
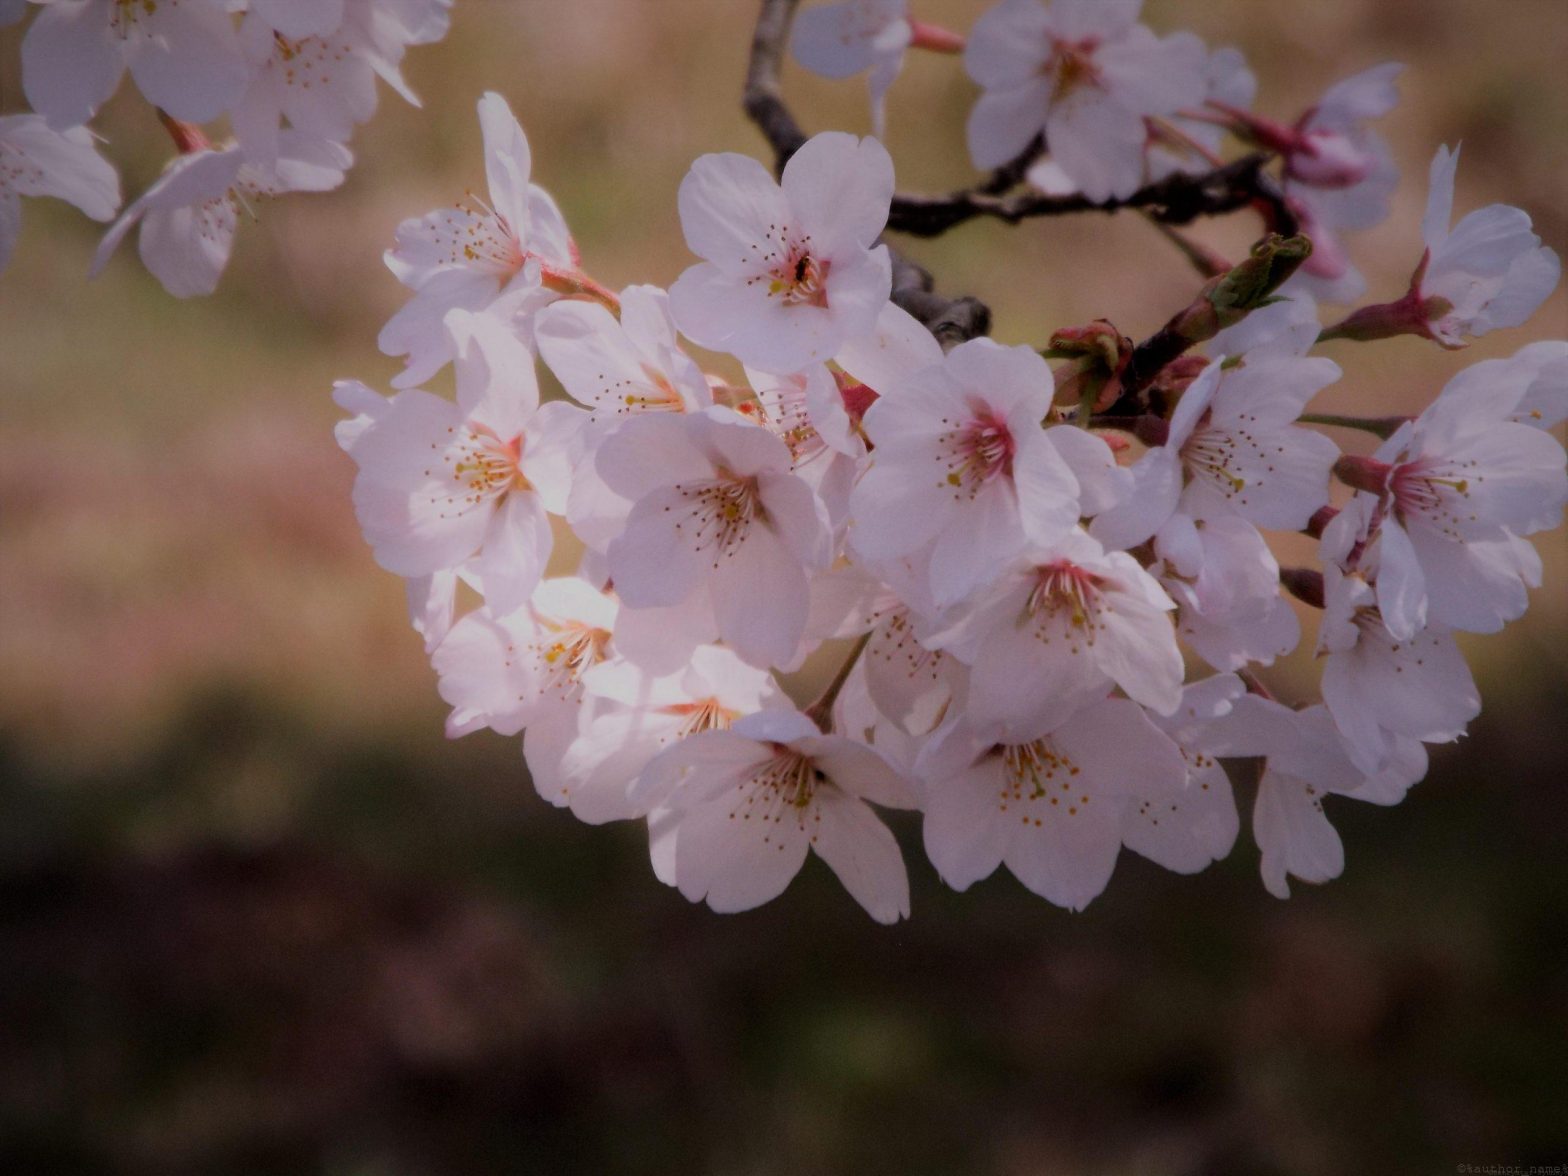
[
  {"xmin": 1274, "ymin": 64, "xmax": 1403, "ymax": 303},
  {"xmin": 1325, "ymin": 145, "xmax": 1560, "ymax": 348},
  {"xmin": 0, "ymin": 113, "xmax": 119, "ymax": 272},
  {"xmin": 633, "ymin": 708, "xmax": 917, "ymax": 922},
  {"xmin": 430, "ymin": 577, "xmax": 616, "ymax": 801},
  {"xmin": 1156, "ymin": 512, "xmax": 1300, "ymax": 671},
  {"xmin": 380, "ymin": 92, "xmax": 579, "ymax": 387},
  {"xmin": 555, "ymin": 645, "xmax": 789, "ymax": 825},
  {"xmin": 964, "ymin": 0, "xmax": 1206, "ymax": 200},
  {"xmin": 927, "ymin": 528, "xmax": 1183, "ymax": 739},
  {"xmin": 919, "ymin": 697, "xmax": 1187, "ymax": 910},
  {"xmin": 1124, "ymin": 675, "xmax": 1243, "ymax": 875},
  {"xmin": 1206, "ymin": 694, "xmax": 1426, "ymax": 898},
  {"xmin": 1316, "ymin": 507, "xmax": 1482, "ymax": 776},
  {"xmin": 534, "ymin": 284, "xmax": 712, "ymax": 549},
  {"xmin": 22, "ymin": 0, "xmax": 246, "ymax": 131},
  {"xmin": 850, "ymin": 337, "xmax": 1080, "ymax": 607},
  {"xmin": 1331, "ymin": 366, "xmax": 1568, "ymax": 640},
  {"xmin": 600, "ymin": 407, "xmax": 834, "ymax": 671},
  {"xmin": 335, "ymin": 308, "xmax": 584, "ymax": 616},
  {"xmin": 668, "ymin": 131, "xmax": 893, "ymax": 373},
  {"xmin": 90, "ymin": 132, "xmax": 350, "ymax": 297},
  {"xmin": 1433, "ymin": 340, "xmax": 1568, "ymax": 432},
  {"xmin": 790, "ymin": 0, "xmax": 962, "ymax": 137},
  {"xmin": 1091, "ymin": 350, "xmax": 1341, "ymax": 550}
]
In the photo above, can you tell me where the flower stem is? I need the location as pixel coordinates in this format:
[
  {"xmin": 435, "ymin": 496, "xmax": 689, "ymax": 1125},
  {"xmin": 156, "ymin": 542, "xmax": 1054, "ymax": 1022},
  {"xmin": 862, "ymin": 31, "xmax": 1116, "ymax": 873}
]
[
  {"xmin": 1298, "ymin": 412, "xmax": 1409, "ymax": 440},
  {"xmin": 804, "ymin": 632, "xmax": 872, "ymax": 733}
]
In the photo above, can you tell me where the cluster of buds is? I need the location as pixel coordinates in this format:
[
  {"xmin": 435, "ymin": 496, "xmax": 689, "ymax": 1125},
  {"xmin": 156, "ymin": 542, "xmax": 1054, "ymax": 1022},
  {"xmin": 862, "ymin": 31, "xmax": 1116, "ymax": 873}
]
[
  {"xmin": 0, "ymin": 0, "xmax": 453, "ymax": 293},
  {"xmin": 335, "ymin": 0, "xmax": 1565, "ymax": 919}
]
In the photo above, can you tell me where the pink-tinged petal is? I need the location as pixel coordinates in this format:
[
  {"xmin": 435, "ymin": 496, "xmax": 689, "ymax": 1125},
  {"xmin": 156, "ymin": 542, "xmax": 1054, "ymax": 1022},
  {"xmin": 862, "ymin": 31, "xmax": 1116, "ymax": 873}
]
[
  {"xmin": 22, "ymin": 0, "xmax": 123, "ymax": 129},
  {"xmin": 379, "ymin": 270, "xmax": 501, "ymax": 387},
  {"xmin": 676, "ymin": 150, "xmax": 792, "ymax": 269},
  {"xmin": 756, "ymin": 470, "xmax": 832, "ymax": 570},
  {"xmin": 1123, "ymin": 756, "xmax": 1237, "ymax": 874},
  {"xmin": 1045, "ymin": 426, "xmax": 1129, "ymax": 517},
  {"xmin": 2, "ymin": 116, "xmax": 120, "ymax": 219},
  {"xmin": 475, "ymin": 492, "xmax": 551, "ymax": 617},
  {"xmin": 1253, "ymin": 771, "xmax": 1344, "ymax": 899},
  {"xmin": 1472, "ymin": 246, "xmax": 1560, "ymax": 335},
  {"xmin": 696, "ymin": 406, "xmax": 794, "ymax": 478},
  {"xmin": 964, "ymin": 0, "xmax": 1053, "ymax": 88},
  {"xmin": 1004, "ymin": 784, "xmax": 1124, "ymax": 911},
  {"xmin": 808, "ymin": 736, "xmax": 919, "ymax": 809},
  {"xmin": 634, "ymin": 729, "xmax": 768, "ymax": 808},
  {"xmin": 967, "ymin": 614, "xmax": 1107, "ymax": 738},
  {"xmin": 1095, "ymin": 28, "xmax": 1207, "ymax": 116},
  {"xmin": 966, "ymin": 81, "xmax": 1050, "ymax": 170},
  {"xmin": 431, "ymin": 611, "xmax": 536, "ymax": 737},
  {"xmin": 711, "ymin": 527, "xmax": 810, "ymax": 668},
  {"xmin": 126, "ymin": 1, "xmax": 245, "ymax": 124},
  {"xmin": 672, "ymin": 796, "xmax": 811, "ymax": 913},
  {"xmin": 251, "ymin": 0, "xmax": 344, "ymax": 38},
  {"xmin": 1413, "ymin": 529, "xmax": 1533, "ymax": 635},
  {"xmin": 517, "ymin": 400, "xmax": 586, "ymax": 515},
  {"xmin": 1093, "ymin": 602, "xmax": 1183, "ymax": 718},
  {"xmin": 1309, "ymin": 63, "xmax": 1402, "ymax": 131},
  {"xmin": 477, "ymin": 91, "xmax": 533, "ymax": 232},
  {"xmin": 560, "ymin": 708, "xmax": 684, "ymax": 823},
  {"xmin": 1372, "ymin": 519, "xmax": 1427, "ymax": 643},
  {"xmin": 607, "ymin": 485, "xmax": 715, "ymax": 608},
  {"xmin": 1010, "ymin": 427, "xmax": 1082, "ymax": 545},
  {"xmin": 810, "ymin": 790, "xmax": 910, "ymax": 923},
  {"xmin": 926, "ymin": 487, "xmax": 1026, "ymax": 606},
  {"xmin": 1421, "ymin": 143, "xmax": 1459, "ymax": 248},
  {"xmin": 1046, "ymin": 89, "xmax": 1148, "ymax": 202},
  {"xmin": 524, "ymin": 698, "xmax": 583, "ymax": 808},
  {"xmin": 846, "ymin": 449, "xmax": 958, "ymax": 559},
  {"xmin": 791, "ymin": 5, "xmax": 873, "ymax": 76},
  {"xmin": 593, "ymin": 412, "xmax": 713, "ymax": 500},
  {"xmin": 447, "ymin": 308, "xmax": 540, "ymax": 433},
  {"xmin": 922, "ymin": 759, "xmax": 1009, "ymax": 890},
  {"xmin": 834, "ymin": 300, "xmax": 944, "ymax": 394},
  {"xmin": 137, "ymin": 195, "xmax": 237, "ymax": 298},
  {"xmin": 1090, "ymin": 449, "xmax": 1182, "ymax": 551},
  {"xmin": 780, "ymin": 131, "xmax": 893, "ymax": 253},
  {"xmin": 612, "ymin": 595, "xmax": 718, "ymax": 677},
  {"xmin": 1055, "ymin": 698, "xmax": 1186, "ymax": 798},
  {"xmin": 1048, "ymin": 0, "xmax": 1142, "ymax": 42}
]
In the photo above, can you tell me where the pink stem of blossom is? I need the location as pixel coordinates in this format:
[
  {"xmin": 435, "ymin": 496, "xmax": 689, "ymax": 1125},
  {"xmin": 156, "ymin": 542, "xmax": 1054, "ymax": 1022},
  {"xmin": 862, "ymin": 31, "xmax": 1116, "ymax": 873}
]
[
  {"xmin": 156, "ymin": 109, "xmax": 211, "ymax": 155},
  {"xmin": 1333, "ymin": 454, "xmax": 1394, "ymax": 495},
  {"xmin": 907, "ymin": 20, "xmax": 965, "ymax": 54}
]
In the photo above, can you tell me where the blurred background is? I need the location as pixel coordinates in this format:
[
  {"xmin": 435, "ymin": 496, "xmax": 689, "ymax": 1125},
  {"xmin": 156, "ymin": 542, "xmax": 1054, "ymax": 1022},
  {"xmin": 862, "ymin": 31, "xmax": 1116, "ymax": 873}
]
[{"xmin": 2, "ymin": 1, "xmax": 1567, "ymax": 1172}]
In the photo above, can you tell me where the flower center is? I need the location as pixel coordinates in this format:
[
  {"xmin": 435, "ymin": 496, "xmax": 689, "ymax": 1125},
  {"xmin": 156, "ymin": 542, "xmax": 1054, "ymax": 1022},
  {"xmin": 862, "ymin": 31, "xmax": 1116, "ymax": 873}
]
[
  {"xmin": 429, "ymin": 426, "xmax": 527, "ymax": 520},
  {"xmin": 1390, "ymin": 456, "xmax": 1476, "ymax": 541},
  {"xmin": 110, "ymin": 0, "xmax": 158, "ymax": 38},
  {"xmin": 665, "ymin": 697, "xmax": 741, "ymax": 739},
  {"xmin": 670, "ymin": 470, "xmax": 764, "ymax": 566},
  {"xmin": 1180, "ymin": 418, "xmax": 1257, "ymax": 502},
  {"xmin": 995, "ymin": 738, "xmax": 1088, "ymax": 824},
  {"xmin": 745, "ymin": 224, "xmax": 830, "ymax": 307},
  {"xmin": 938, "ymin": 408, "xmax": 1015, "ymax": 497},
  {"xmin": 1047, "ymin": 39, "xmax": 1101, "ymax": 100},
  {"xmin": 432, "ymin": 189, "xmax": 527, "ymax": 276},
  {"xmin": 535, "ymin": 623, "xmax": 609, "ymax": 698}
]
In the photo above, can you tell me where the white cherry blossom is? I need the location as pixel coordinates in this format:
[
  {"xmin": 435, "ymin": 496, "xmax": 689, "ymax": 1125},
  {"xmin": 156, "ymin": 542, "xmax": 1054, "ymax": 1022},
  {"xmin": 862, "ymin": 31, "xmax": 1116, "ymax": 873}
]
[
  {"xmin": 668, "ymin": 131, "xmax": 893, "ymax": 373},
  {"xmin": 22, "ymin": 0, "xmax": 246, "ymax": 130},
  {"xmin": 600, "ymin": 406, "xmax": 834, "ymax": 670},
  {"xmin": 90, "ymin": 132, "xmax": 350, "ymax": 297},
  {"xmin": 791, "ymin": 0, "xmax": 914, "ymax": 137},
  {"xmin": 380, "ymin": 92, "xmax": 578, "ymax": 387},
  {"xmin": 556, "ymin": 645, "xmax": 788, "ymax": 825},
  {"xmin": 335, "ymin": 308, "xmax": 584, "ymax": 616},
  {"xmin": 0, "ymin": 113, "xmax": 119, "ymax": 272},
  {"xmin": 634, "ymin": 708, "xmax": 917, "ymax": 922},
  {"xmin": 430, "ymin": 577, "xmax": 615, "ymax": 802},
  {"xmin": 919, "ymin": 697, "xmax": 1186, "ymax": 910},
  {"xmin": 850, "ymin": 337, "xmax": 1080, "ymax": 607},
  {"xmin": 535, "ymin": 284, "xmax": 712, "ymax": 549},
  {"xmin": 964, "ymin": 0, "xmax": 1206, "ymax": 200},
  {"xmin": 927, "ymin": 528, "xmax": 1183, "ymax": 739}
]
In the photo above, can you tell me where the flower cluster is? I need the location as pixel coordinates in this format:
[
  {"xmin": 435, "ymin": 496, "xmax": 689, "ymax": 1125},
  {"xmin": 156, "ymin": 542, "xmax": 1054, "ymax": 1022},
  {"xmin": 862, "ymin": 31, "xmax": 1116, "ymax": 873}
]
[
  {"xmin": 0, "ymin": 0, "xmax": 452, "ymax": 293},
  {"xmin": 336, "ymin": 49, "xmax": 1565, "ymax": 922}
]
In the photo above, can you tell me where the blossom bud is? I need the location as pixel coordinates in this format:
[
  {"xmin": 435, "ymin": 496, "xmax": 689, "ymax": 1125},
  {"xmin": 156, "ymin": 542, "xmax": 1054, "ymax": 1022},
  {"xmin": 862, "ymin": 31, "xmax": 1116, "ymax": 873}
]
[{"xmin": 1049, "ymin": 320, "xmax": 1132, "ymax": 412}]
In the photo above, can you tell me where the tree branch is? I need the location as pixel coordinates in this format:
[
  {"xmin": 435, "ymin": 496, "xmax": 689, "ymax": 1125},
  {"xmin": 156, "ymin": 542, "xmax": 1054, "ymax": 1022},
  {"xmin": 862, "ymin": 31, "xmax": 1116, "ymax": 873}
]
[{"xmin": 887, "ymin": 152, "xmax": 1298, "ymax": 237}]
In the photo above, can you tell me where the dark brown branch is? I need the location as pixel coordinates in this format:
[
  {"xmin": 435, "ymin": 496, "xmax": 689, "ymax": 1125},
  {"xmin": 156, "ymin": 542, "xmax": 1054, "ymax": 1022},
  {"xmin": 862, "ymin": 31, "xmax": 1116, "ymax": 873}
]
[
  {"xmin": 743, "ymin": 0, "xmax": 807, "ymax": 174},
  {"xmin": 887, "ymin": 152, "xmax": 1297, "ymax": 238}
]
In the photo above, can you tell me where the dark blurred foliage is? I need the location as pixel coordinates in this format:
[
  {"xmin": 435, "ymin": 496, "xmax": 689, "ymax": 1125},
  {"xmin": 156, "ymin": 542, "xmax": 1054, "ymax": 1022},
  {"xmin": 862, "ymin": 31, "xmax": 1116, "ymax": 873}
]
[{"xmin": 2, "ymin": 0, "xmax": 1567, "ymax": 1172}]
